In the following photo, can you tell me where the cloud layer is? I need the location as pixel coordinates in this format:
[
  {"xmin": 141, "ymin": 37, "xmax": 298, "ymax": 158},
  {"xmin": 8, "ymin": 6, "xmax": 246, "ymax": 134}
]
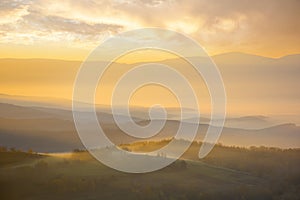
[{"xmin": 0, "ymin": 0, "xmax": 299, "ymax": 58}]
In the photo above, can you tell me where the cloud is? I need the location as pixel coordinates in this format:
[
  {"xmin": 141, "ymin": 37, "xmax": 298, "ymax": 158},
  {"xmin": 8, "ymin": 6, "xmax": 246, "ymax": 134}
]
[
  {"xmin": 0, "ymin": 0, "xmax": 30, "ymax": 24},
  {"xmin": 0, "ymin": 1, "xmax": 125, "ymax": 47},
  {"xmin": 22, "ymin": 12, "xmax": 123, "ymax": 36},
  {"xmin": 0, "ymin": 0, "xmax": 299, "ymax": 57}
]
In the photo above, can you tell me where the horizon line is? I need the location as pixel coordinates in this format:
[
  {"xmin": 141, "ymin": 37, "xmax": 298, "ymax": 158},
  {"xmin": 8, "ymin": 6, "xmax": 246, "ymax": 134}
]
[{"xmin": 0, "ymin": 51, "xmax": 299, "ymax": 63}]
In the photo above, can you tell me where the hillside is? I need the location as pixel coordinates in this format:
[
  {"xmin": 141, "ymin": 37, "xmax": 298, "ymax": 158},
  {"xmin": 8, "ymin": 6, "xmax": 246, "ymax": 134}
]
[
  {"xmin": 1, "ymin": 142, "xmax": 299, "ymax": 200},
  {"xmin": 0, "ymin": 103, "xmax": 299, "ymax": 152}
]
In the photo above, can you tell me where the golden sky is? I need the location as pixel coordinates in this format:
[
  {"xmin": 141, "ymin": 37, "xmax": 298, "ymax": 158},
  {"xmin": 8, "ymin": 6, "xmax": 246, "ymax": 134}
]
[
  {"xmin": 0, "ymin": 0, "xmax": 300, "ymax": 116},
  {"xmin": 0, "ymin": 0, "xmax": 299, "ymax": 60}
]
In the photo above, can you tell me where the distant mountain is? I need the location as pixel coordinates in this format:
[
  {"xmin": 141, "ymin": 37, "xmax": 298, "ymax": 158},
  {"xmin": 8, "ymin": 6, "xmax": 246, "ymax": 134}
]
[
  {"xmin": 0, "ymin": 103, "xmax": 62, "ymax": 119},
  {"xmin": 184, "ymin": 115, "xmax": 277, "ymax": 129},
  {"xmin": 0, "ymin": 93, "xmax": 73, "ymax": 109},
  {"xmin": 0, "ymin": 103, "xmax": 299, "ymax": 152},
  {"xmin": 0, "ymin": 52, "xmax": 299, "ymax": 151},
  {"xmin": 219, "ymin": 115, "xmax": 276, "ymax": 129},
  {"xmin": 0, "ymin": 52, "xmax": 299, "ymax": 116},
  {"xmin": 0, "ymin": 102, "xmax": 280, "ymax": 129}
]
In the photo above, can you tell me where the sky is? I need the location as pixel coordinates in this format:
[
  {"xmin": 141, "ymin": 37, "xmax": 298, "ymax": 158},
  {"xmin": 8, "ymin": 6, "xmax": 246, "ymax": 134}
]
[
  {"xmin": 0, "ymin": 0, "xmax": 299, "ymax": 117},
  {"xmin": 0, "ymin": 0, "xmax": 300, "ymax": 60}
]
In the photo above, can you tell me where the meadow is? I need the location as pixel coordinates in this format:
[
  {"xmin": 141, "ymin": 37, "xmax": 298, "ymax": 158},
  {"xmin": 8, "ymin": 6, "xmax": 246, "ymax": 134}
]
[{"xmin": 1, "ymin": 141, "xmax": 299, "ymax": 200}]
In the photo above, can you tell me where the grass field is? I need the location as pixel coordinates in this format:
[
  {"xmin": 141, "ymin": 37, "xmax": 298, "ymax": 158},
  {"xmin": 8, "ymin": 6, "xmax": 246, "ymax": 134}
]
[{"xmin": 0, "ymin": 141, "xmax": 299, "ymax": 200}]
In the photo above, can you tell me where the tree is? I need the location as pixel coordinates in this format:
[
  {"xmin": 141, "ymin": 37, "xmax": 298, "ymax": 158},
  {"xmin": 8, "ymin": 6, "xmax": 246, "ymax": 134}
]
[
  {"xmin": 0, "ymin": 146, "xmax": 7, "ymax": 152},
  {"xmin": 28, "ymin": 148, "xmax": 34, "ymax": 154}
]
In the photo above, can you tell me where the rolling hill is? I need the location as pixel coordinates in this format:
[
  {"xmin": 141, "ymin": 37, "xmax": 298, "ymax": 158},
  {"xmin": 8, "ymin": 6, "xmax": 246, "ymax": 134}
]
[{"xmin": 0, "ymin": 103, "xmax": 299, "ymax": 152}]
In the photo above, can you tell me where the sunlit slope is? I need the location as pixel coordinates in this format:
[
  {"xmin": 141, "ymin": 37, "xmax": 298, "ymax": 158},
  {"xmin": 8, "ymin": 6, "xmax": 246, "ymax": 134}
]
[
  {"xmin": 1, "ymin": 142, "xmax": 299, "ymax": 200},
  {"xmin": 0, "ymin": 151, "xmax": 265, "ymax": 200}
]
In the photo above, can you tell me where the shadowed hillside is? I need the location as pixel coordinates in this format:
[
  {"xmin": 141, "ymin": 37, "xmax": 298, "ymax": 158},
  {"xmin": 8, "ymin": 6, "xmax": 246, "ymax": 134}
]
[{"xmin": 0, "ymin": 141, "xmax": 299, "ymax": 200}]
